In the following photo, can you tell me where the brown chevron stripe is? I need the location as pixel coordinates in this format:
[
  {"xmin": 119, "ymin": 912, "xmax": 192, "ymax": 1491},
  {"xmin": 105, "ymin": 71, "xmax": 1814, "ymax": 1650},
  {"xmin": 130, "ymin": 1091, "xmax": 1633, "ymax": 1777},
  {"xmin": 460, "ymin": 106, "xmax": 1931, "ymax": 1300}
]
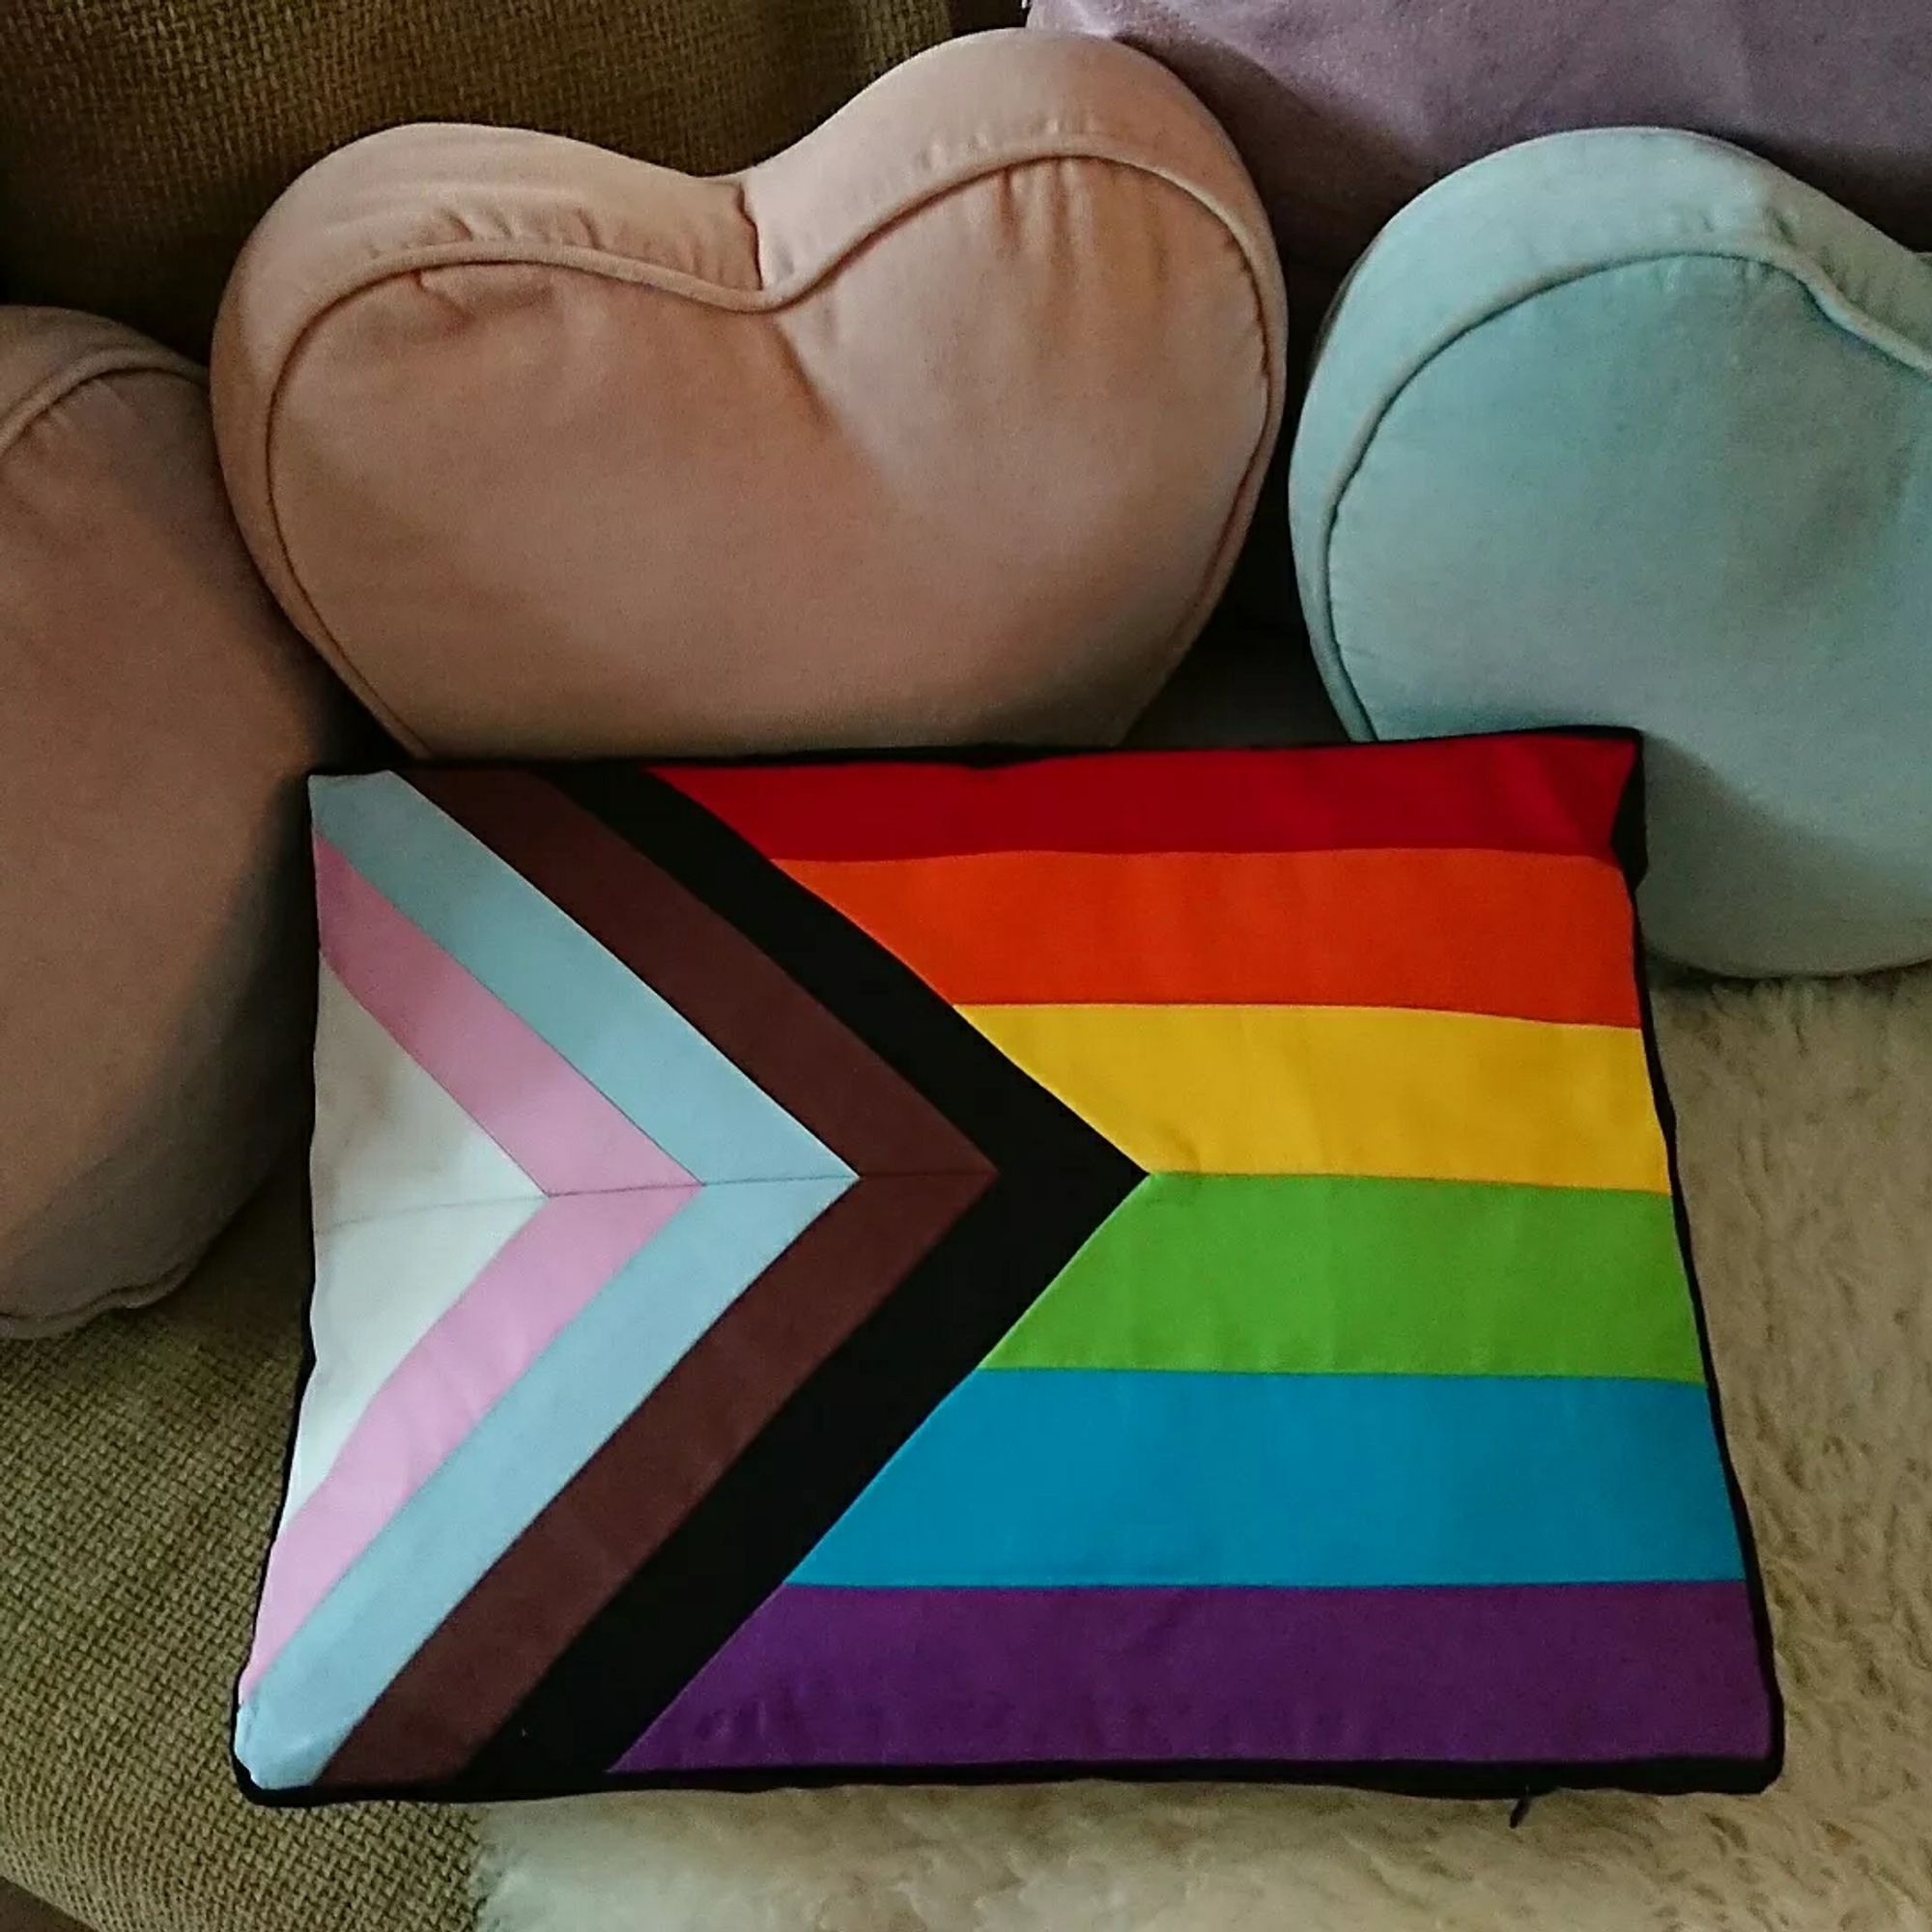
[
  {"xmin": 320, "ymin": 1169, "xmax": 990, "ymax": 1787},
  {"xmin": 410, "ymin": 767, "xmax": 985, "ymax": 1178},
  {"xmin": 446, "ymin": 767, "xmax": 1143, "ymax": 1794}
]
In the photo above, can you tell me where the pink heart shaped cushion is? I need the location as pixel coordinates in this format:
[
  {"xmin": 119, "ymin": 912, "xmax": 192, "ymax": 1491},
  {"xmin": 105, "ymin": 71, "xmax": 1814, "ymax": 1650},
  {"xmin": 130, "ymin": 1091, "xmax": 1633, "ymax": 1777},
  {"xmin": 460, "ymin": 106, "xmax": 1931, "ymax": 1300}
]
[{"xmin": 213, "ymin": 32, "xmax": 1286, "ymax": 757}]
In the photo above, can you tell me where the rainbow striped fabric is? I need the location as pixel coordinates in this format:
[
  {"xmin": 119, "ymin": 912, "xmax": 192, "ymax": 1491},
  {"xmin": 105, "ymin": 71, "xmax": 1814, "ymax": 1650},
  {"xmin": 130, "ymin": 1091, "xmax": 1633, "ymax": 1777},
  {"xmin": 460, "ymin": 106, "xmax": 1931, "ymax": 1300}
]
[{"xmin": 237, "ymin": 733, "xmax": 1778, "ymax": 1804}]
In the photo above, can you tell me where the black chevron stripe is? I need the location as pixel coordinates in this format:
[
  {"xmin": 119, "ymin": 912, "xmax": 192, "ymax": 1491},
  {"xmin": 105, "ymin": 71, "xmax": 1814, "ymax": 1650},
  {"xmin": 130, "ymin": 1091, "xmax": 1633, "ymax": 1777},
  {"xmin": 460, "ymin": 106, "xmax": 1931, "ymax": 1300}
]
[{"xmin": 449, "ymin": 762, "xmax": 1143, "ymax": 1795}]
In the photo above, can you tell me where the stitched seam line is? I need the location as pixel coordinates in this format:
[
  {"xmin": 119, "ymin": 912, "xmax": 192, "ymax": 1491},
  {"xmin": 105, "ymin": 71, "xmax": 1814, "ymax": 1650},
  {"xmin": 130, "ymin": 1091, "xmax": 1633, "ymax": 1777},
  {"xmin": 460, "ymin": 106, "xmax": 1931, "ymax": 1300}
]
[{"xmin": 0, "ymin": 346, "xmax": 203, "ymax": 469}]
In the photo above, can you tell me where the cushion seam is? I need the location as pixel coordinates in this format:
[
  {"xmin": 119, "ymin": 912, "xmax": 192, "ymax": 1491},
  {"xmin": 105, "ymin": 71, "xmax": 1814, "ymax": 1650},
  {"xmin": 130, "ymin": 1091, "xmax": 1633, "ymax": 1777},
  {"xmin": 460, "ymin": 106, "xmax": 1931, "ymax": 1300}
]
[
  {"xmin": 0, "ymin": 1255, "xmax": 195, "ymax": 1341},
  {"xmin": 0, "ymin": 347, "xmax": 204, "ymax": 469},
  {"xmin": 251, "ymin": 140, "xmax": 1284, "ymax": 752},
  {"xmin": 0, "ymin": 1127, "xmax": 287, "ymax": 1337}
]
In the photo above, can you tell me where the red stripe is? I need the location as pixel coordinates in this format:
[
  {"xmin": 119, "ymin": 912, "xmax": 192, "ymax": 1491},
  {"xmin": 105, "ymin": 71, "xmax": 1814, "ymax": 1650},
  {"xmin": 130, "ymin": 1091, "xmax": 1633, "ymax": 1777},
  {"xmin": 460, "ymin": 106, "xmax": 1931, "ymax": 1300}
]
[{"xmin": 656, "ymin": 735, "xmax": 1637, "ymax": 863}]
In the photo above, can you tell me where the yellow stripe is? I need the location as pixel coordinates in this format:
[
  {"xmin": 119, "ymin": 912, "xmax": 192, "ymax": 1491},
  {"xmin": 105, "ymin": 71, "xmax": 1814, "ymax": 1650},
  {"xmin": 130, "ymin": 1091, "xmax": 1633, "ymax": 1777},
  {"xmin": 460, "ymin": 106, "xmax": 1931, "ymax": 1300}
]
[{"xmin": 957, "ymin": 1005, "xmax": 1670, "ymax": 1192}]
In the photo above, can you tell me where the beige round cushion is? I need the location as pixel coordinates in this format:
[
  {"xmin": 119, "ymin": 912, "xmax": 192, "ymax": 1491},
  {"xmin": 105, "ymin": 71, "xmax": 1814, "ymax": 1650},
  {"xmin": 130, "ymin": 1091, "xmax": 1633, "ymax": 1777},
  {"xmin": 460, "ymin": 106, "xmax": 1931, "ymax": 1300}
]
[
  {"xmin": 211, "ymin": 30, "xmax": 1286, "ymax": 758},
  {"xmin": 0, "ymin": 309, "xmax": 351, "ymax": 1336}
]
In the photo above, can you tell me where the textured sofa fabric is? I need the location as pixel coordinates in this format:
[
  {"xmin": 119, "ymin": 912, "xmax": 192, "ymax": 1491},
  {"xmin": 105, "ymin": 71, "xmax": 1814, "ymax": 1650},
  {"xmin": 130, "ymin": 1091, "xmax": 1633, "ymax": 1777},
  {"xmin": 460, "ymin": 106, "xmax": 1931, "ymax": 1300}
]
[
  {"xmin": 1030, "ymin": 0, "xmax": 1932, "ymax": 337},
  {"xmin": 0, "ymin": 1172, "xmax": 475, "ymax": 1932},
  {"xmin": 0, "ymin": 0, "xmax": 949, "ymax": 355},
  {"xmin": 210, "ymin": 32, "xmax": 1286, "ymax": 759},
  {"xmin": 0, "ymin": 308, "xmax": 352, "ymax": 1337}
]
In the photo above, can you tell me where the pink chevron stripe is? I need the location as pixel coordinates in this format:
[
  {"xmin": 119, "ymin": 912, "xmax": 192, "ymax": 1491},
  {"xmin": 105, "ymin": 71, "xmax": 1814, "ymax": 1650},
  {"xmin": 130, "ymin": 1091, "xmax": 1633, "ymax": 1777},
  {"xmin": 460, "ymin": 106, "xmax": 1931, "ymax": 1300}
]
[
  {"xmin": 313, "ymin": 834, "xmax": 693, "ymax": 1195},
  {"xmin": 242, "ymin": 1186, "xmax": 693, "ymax": 1695}
]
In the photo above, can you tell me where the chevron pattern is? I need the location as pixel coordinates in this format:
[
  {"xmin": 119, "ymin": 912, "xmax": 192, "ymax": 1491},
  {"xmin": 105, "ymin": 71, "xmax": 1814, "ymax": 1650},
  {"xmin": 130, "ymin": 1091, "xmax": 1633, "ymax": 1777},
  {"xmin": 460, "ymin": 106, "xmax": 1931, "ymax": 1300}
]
[{"xmin": 237, "ymin": 738, "xmax": 1777, "ymax": 1804}]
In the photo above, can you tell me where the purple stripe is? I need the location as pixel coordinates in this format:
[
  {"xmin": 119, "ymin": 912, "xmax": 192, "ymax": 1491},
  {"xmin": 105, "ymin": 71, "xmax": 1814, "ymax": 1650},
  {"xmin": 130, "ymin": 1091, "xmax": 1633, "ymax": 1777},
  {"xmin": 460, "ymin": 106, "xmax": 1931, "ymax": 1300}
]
[{"xmin": 613, "ymin": 1582, "xmax": 1771, "ymax": 1774}]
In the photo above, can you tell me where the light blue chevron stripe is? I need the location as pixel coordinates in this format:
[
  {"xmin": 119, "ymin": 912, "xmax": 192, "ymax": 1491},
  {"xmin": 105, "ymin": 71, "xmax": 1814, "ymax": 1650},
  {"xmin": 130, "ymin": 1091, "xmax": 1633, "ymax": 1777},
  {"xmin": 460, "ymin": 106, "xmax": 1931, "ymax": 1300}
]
[
  {"xmin": 310, "ymin": 774, "xmax": 848, "ymax": 1184},
  {"xmin": 236, "ymin": 1174, "xmax": 850, "ymax": 1789}
]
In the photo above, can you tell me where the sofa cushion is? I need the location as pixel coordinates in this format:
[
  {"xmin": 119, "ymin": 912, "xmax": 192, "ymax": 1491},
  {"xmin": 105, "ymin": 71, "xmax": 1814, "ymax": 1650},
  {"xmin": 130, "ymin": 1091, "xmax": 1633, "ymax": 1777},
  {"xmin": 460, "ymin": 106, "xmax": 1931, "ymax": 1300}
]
[
  {"xmin": 236, "ymin": 736, "xmax": 1774, "ymax": 1804},
  {"xmin": 1288, "ymin": 130, "xmax": 1932, "ymax": 978},
  {"xmin": 0, "ymin": 0, "xmax": 948, "ymax": 355},
  {"xmin": 0, "ymin": 308, "xmax": 351, "ymax": 1335},
  {"xmin": 1030, "ymin": 0, "xmax": 1932, "ymax": 337},
  {"xmin": 210, "ymin": 31, "xmax": 1287, "ymax": 761}
]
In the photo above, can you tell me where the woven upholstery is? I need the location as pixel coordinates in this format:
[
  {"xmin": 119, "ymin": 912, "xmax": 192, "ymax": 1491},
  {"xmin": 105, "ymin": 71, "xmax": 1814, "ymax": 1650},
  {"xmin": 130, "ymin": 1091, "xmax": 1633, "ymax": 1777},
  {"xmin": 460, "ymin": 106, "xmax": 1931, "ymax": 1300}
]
[
  {"xmin": 0, "ymin": 0, "xmax": 949, "ymax": 355},
  {"xmin": 0, "ymin": 1171, "xmax": 475, "ymax": 1932}
]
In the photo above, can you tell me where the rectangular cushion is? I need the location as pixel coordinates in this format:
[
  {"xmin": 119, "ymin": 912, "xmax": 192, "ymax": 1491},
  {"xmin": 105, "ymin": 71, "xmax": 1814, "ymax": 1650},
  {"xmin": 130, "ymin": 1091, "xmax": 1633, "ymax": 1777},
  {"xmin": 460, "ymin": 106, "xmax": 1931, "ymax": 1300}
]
[{"xmin": 235, "ymin": 733, "xmax": 1779, "ymax": 1804}]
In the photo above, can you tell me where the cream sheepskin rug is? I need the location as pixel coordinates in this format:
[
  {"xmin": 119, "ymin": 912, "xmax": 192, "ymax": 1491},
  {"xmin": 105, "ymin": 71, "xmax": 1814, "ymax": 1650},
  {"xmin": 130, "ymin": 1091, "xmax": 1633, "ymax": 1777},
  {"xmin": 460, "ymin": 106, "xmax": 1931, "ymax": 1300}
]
[{"xmin": 477, "ymin": 970, "xmax": 1932, "ymax": 1932}]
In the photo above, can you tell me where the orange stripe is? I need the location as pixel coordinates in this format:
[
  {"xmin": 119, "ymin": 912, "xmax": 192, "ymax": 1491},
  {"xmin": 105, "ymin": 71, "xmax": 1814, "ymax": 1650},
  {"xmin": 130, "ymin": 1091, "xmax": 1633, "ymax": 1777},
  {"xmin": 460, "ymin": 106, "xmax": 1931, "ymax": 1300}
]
[{"xmin": 781, "ymin": 848, "xmax": 1640, "ymax": 1026}]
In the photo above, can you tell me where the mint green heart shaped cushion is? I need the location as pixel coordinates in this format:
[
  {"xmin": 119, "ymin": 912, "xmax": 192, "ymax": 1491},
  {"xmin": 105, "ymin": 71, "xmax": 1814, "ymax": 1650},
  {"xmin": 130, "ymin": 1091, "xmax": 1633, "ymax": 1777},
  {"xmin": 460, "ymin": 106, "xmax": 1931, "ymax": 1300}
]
[{"xmin": 1290, "ymin": 130, "xmax": 1932, "ymax": 977}]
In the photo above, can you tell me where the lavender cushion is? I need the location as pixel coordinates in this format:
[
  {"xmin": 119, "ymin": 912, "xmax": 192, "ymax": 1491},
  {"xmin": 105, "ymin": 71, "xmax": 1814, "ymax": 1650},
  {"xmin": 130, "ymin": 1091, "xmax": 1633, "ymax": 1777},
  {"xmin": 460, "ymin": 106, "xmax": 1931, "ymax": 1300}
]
[{"xmin": 1030, "ymin": 0, "xmax": 1932, "ymax": 329}]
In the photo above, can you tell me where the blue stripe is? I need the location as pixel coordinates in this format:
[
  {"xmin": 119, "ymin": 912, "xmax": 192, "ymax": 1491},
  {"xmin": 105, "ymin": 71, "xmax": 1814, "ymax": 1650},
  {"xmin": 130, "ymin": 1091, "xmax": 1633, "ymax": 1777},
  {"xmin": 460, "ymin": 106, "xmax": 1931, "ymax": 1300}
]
[
  {"xmin": 310, "ymin": 774, "xmax": 849, "ymax": 1185},
  {"xmin": 791, "ymin": 1370, "xmax": 1745, "ymax": 1589},
  {"xmin": 238, "ymin": 1176, "xmax": 848, "ymax": 1790}
]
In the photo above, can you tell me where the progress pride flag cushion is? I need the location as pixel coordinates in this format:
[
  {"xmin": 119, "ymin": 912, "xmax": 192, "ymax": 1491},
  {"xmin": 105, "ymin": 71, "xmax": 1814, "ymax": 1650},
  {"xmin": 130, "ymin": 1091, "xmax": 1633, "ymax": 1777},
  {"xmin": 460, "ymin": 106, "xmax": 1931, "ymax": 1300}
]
[{"xmin": 235, "ymin": 733, "xmax": 1778, "ymax": 1804}]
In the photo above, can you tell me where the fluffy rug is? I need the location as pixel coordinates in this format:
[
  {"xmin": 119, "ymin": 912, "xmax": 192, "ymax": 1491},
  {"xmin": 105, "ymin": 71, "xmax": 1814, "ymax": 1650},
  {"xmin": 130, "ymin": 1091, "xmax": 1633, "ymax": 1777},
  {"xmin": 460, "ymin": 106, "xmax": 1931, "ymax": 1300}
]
[{"xmin": 477, "ymin": 969, "xmax": 1932, "ymax": 1932}]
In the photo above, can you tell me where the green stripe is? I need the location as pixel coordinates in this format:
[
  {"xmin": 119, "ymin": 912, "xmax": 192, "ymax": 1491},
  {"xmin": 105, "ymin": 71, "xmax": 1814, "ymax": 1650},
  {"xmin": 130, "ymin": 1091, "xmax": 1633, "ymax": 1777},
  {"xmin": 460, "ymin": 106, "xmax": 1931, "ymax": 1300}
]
[{"xmin": 983, "ymin": 1175, "xmax": 1704, "ymax": 1382}]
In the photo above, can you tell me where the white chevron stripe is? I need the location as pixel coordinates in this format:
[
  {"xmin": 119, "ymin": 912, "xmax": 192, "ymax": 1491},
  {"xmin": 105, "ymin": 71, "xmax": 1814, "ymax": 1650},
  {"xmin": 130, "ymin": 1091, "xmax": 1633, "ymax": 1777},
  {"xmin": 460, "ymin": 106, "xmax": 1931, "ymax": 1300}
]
[
  {"xmin": 288, "ymin": 970, "xmax": 544, "ymax": 1517},
  {"xmin": 309, "ymin": 967, "xmax": 540, "ymax": 1229}
]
